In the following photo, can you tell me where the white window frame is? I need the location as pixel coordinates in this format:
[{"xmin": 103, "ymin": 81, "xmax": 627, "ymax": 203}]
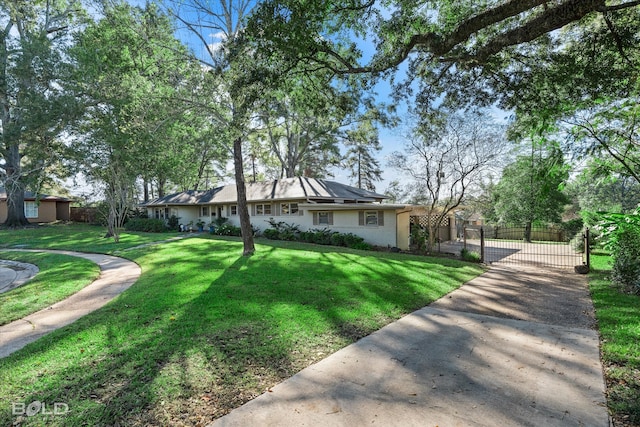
[
  {"xmin": 281, "ymin": 202, "xmax": 299, "ymax": 215},
  {"xmin": 318, "ymin": 211, "xmax": 330, "ymax": 225},
  {"xmin": 201, "ymin": 206, "xmax": 210, "ymax": 216},
  {"xmin": 365, "ymin": 211, "xmax": 379, "ymax": 226},
  {"xmin": 256, "ymin": 203, "xmax": 272, "ymax": 216},
  {"xmin": 24, "ymin": 201, "xmax": 38, "ymax": 218},
  {"xmin": 230, "ymin": 205, "xmax": 238, "ymax": 215}
]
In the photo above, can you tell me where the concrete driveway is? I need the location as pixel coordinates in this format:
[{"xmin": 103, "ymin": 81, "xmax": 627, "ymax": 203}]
[{"xmin": 211, "ymin": 264, "xmax": 608, "ymax": 427}]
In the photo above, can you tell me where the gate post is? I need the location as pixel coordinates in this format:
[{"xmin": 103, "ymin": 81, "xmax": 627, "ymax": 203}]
[
  {"xmin": 480, "ymin": 227, "xmax": 485, "ymax": 264},
  {"xmin": 584, "ymin": 228, "xmax": 591, "ymax": 269},
  {"xmin": 463, "ymin": 226, "xmax": 467, "ymax": 250}
]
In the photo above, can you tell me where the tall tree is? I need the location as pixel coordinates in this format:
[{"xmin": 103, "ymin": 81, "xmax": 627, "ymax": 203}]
[
  {"xmin": 343, "ymin": 120, "xmax": 383, "ymax": 191},
  {"xmin": 389, "ymin": 109, "xmax": 506, "ymax": 252},
  {"xmin": 256, "ymin": 77, "xmax": 357, "ymax": 178},
  {"xmin": 71, "ymin": 2, "xmax": 205, "ymax": 240},
  {"xmin": 165, "ymin": 0, "xmax": 257, "ymax": 255},
  {"xmin": 486, "ymin": 145, "xmax": 570, "ymax": 241},
  {"xmin": 0, "ymin": 0, "xmax": 84, "ymax": 226}
]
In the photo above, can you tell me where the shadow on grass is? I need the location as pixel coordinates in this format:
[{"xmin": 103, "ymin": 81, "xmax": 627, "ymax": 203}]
[{"xmin": 0, "ymin": 237, "xmax": 483, "ymax": 425}]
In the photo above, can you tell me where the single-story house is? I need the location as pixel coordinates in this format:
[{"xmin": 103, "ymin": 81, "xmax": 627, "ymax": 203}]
[
  {"xmin": 142, "ymin": 177, "xmax": 449, "ymax": 250},
  {"xmin": 0, "ymin": 189, "xmax": 71, "ymax": 223}
]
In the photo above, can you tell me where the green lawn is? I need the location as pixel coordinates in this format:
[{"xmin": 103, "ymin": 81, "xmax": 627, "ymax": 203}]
[
  {"xmin": 0, "ymin": 223, "xmax": 182, "ymax": 253},
  {"xmin": 0, "ymin": 251, "xmax": 100, "ymax": 325},
  {"xmin": 0, "ymin": 225, "xmax": 484, "ymax": 426},
  {"xmin": 589, "ymin": 253, "xmax": 640, "ymax": 425}
]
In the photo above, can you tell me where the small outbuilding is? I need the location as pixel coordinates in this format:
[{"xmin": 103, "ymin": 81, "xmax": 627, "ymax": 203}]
[{"xmin": 0, "ymin": 189, "xmax": 71, "ymax": 223}]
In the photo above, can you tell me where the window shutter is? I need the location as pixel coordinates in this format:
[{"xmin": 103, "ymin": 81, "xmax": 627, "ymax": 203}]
[
  {"xmin": 358, "ymin": 211, "xmax": 365, "ymax": 226},
  {"xmin": 251, "ymin": 204, "xmax": 255, "ymax": 216},
  {"xmin": 275, "ymin": 204, "xmax": 281, "ymax": 216},
  {"xmin": 299, "ymin": 209, "xmax": 304, "ymax": 216},
  {"xmin": 313, "ymin": 212, "xmax": 318, "ymax": 225},
  {"xmin": 378, "ymin": 211, "xmax": 384, "ymax": 226},
  {"xmin": 328, "ymin": 212, "xmax": 334, "ymax": 225}
]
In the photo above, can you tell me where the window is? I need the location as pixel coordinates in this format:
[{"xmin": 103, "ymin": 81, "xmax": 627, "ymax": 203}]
[
  {"xmin": 24, "ymin": 202, "xmax": 38, "ymax": 218},
  {"xmin": 318, "ymin": 212, "xmax": 330, "ymax": 225},
  {"xmin": 365, "ymin": 211, "xmax": 378, "ymax": 226},
  {"xmin": 281, "ymin": 202, "xmax": 299, "ymax": 215},
  {"xmin": 154, "ymin": 208, "xmax": 168, "ymax": 219},
  {"xmin": 255, "ymin": 204, "xmax": 272, "ymax": 215},
  {"xmin": 359, "ymin": 210, "xmax": 384, "ymax": 227},
  {"xmin": 170, "ymin": 208, "xmax": 178, "ymax": 218},
  {"xmin": 230, "ymin": 205, "xmax": 238, "ymax": 215},
  {"xmin": 201, "ymin": 206, "xmax": 209, "ymax": 216}
]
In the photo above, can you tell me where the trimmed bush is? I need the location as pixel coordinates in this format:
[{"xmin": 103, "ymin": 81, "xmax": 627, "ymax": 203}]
[
  {"xmin": 211, "ymin": 223, "xmax": 242, "ymax": 237},
  {"xmin": 262, "ymin": 222, "xmax": 371, "ymax": 251},
  {"xmin": 460, "ymin": 248, "xmax": 481, "ymax": 263},
  {"xmin": 124, "ymin": 218, "xmax": 168, "ymax": 232},
  {"xmin": 611, "ymin": 227, "xmax": 640, "ymax": 295}
]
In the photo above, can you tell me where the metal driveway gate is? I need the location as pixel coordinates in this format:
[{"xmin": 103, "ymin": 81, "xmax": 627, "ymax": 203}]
[{"xmin": 463, "ymin": 225, "xmax": 589, "ymax": 269}]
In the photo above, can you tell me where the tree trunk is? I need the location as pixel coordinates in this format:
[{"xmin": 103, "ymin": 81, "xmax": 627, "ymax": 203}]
[
  {"xmin": 524, "ymin": 221, "xmax": 532, "ymax": 243},
  {"xmin": 233, "ymin": 137, "xmax": 255, "ymax": 256},
  {"xmin": 3, "ymin": 144, "xmax": 30, "ymax": 227},
  {"xmin": 143, "ymin": 178, "xmax": 150, "ymax": 203}
]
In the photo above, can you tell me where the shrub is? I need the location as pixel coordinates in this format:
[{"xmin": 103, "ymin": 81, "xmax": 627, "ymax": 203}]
[
  {"xmin": 263, "ymin": 223, "xmax": 372, "ymax": 251},
  {"xmin": 211, "ymin": 223, "xmax": 242, "ymax": 237},
  {"xmin": 330, "ymin": 233, "xmax": 345, "ymax": 247},
  {"xmin": 593, "ymin": 208, "xmax": 640, "ymax": 294},
  {"xmin": 460, "ymin": 248, "xmax": 481, "ymax": 263},
  {"xmin": 350, "ymin": 241, "xmax": 372, "ymax": 251},
  {"xmin": 264, "ymin": 218, "xmax": 300, "ymax": 241},
  {"xmin": 167, "ymin": 215, "xmax": 180, "ymax": 231},
  {"xmin": 124, "ymin": 218, "xmax": 167, "ymax": 232},
  {"xmin": 610, "ymin": 227, "xmax": 640, "ymax": 295},
  {"xmin": 263, "ymin": 229, "xmax": 280, "ymax": 240}
]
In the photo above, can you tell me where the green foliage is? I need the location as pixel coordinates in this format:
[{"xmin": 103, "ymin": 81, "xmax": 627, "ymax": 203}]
[
  {"xmin": 167, "ymin": 215, "xmax": 180, "ymax": 231},
  {"xmin": 460, "ymin": 248, "xmax": 481, "ymax": 263},
  {"xmin": 124, "ymin": 218, "xmax": 168, "ymax": 233},
  {"xmin": 593, "ymin": 208, "xmax": 640, "ymax": 294},
  {"xmin": 265, "ymin": 218, "xmax": 301, "ymax": 241},
  {"xmin": 210, "ymin": 223, "xmax": 242, "ymax": 237},
  {"xmin": 264, "ymin": 222, "xmax": 372, "ymax": 250},
  {"xmin": 488, "ymin": 146, "xmax": 569, "ymax": 227},
  {"xmin": 589, "ymin": 254, "xmax": 640, "ymax": 423},
  {"xmin": 410, "ymin": 226, "xmax": 428, "ymax": 253}
]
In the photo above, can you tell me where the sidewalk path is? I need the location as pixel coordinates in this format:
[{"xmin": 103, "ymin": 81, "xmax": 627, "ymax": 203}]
[
  {"xmin": 212, "ymin": 264, "xmax": 608, "ymax": 427},
  {"xmin": 0, "ymin": 250, "xmax": 141, "ymax": 358}
]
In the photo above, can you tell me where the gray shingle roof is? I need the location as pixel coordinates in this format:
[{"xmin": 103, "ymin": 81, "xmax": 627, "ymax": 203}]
[{"xmin": 143, "ymin": 178, "xmax": 387, "ymax": 206}]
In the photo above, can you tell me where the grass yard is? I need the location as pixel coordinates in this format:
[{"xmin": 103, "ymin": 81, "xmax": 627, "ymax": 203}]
[
  {"xmin": 0, "ymin": 223, "xmax": 181, "ymax": 253},
  {"xmin": 0, "ymin": 225, "xmax": 484, "ymax": 426},
  {"xmin": 589, "ymin": 253, "xmax": 640, "ymax": 426},
  {"xmin": 0, "ymin": 251, "xmax": 100, "ymax": 325}
]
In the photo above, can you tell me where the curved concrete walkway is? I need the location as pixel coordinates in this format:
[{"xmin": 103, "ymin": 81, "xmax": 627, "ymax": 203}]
[{"xmin": 0, "ymin": 250, "xmax": 141, "ymax": 358}]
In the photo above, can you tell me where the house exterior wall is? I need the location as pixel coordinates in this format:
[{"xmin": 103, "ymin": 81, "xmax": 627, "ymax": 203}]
[
  {"xmin": 396, "ymin": 211, "xmax": 412, "ymax": 251},
  {"xmin": 0, "ymin": 200, "xmax": 62, "ymax": 223},
  {"xmin": 145, "ymin": 201, "xmax": 407, "ymax": 249},
  {"xmin": 222, "ymin": 202, "xmax": 399, "ymax": 248},
  {"xmin": 56, "ymin": 202, "xmax": 71, "ymax": 221}
]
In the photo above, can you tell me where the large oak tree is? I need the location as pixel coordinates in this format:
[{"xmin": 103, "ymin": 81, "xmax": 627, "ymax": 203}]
[{"xmin": 0, "ymin": 0, "xmax": 84, "ymax": 226}]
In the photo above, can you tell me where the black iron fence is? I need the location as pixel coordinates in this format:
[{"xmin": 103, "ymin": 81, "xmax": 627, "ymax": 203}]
[{"xmin": 462, "ymin": 225, "xmax": 590, "ymax": 270}]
